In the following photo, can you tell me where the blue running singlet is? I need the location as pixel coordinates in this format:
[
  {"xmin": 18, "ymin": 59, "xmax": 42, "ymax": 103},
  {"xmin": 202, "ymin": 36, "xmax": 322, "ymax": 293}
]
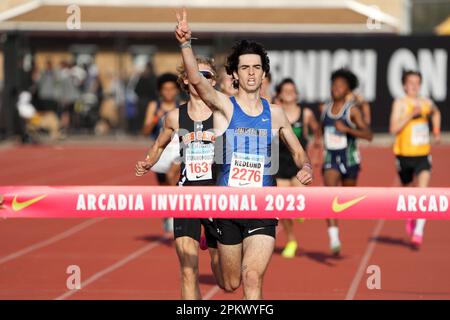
[{"xmin": 218, "ymin": 96, "xmax": 275, "ymax": 187}]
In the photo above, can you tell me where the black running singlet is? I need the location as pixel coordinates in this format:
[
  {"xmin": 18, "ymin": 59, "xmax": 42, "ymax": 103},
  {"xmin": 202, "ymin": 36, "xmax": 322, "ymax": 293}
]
[
  {"xmin": 177, "ymin": 103, "xmax": 217, "ymax": 186},
  {"xmin": 275, "ymin": 106, "xmax": 308, "ymax": 179},
  {"xmin": 281, "ymin": 106, "xmax": 308, "ymax": 151}
]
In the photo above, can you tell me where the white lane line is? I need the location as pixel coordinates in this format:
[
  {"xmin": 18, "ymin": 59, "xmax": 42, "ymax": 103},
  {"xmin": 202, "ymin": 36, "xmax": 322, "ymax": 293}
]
[
  {"xmin": 0, "ymin": 219, "xmax": 102, "ymax": 266},
  {"xmin": 345, "ymin": 219, "xmax": 385, "ymax": 300},
  {"xmin": 203, "ymin": 285, "xmax": 221, "ymax": 300},
  {"xmin": 54, "ymin": 237, "xmax": 166, "ymax": 300},
  {"xmin": 345, "ymin": 176, "xmax": 399, "ymax": 299}
]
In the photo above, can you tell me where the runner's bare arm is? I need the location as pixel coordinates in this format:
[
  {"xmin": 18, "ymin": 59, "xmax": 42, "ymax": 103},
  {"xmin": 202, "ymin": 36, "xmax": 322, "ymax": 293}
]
[
  {"xmin": 349, "ymin": 93, "xmax": 372, "ymax": 125},
  {"xmin": 361, "ymin": 101, "xmax": 372, "ymax": 125},
  {"xmin": 142, "ymin": 101, "xmax": 157, "ymax": 136},
  {"xmin": 430, "ymin": 102, "xmax": 441, "ymax": 143},
  {"xmin": 304, "ymin": 108, "xmax": 322, "ymax": 146},
  {"xmin": 135, "ymin": 110, "xmax": 178, "ymax": 176},
  {"xmin": 336, "ymin": 106, "xmax": 372, "ymax": 141},
  {"xmin": 389, "ymin": 99, "xmax": 414, "ymax": 135},
  {"xmin": 175, "ymin": 8, "xmax": 232, "ymax": 116},
  {"xmin": 318, "ymin": 103, "xmax": 327, "ymax": 136},
  {"xmin": 274, "ymin": 106, "xmax": 312, "ymax": 185},
  {"xmin": 319, "ymin": 103, "xmax": 326, "ymax": 114}
]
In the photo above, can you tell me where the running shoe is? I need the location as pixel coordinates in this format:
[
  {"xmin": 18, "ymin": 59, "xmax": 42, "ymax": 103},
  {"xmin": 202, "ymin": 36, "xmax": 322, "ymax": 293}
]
[
  {"xmin": 406, "ymin": 219, "xmax": 416, "ymax": 236},
  {"xmin": 281, "ymin": 240, "xmax": 298, "ymax": 258},
  {"xmin": 330, "ymin": 239, "xmax": 341, "ymax": 257},
  {"xmin": 411, "ymin": 234, "xmax": 423, "ymax": 250}
]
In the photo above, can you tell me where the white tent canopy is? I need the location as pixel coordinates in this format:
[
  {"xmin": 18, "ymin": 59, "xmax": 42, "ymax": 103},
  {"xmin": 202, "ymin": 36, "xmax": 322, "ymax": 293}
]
[{"xmin": 0, "ymin": 0, "xmax": 403, "ymax": 33}]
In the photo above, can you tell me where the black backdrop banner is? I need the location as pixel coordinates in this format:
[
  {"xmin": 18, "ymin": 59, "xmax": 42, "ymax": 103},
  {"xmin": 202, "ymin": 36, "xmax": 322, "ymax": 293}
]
[{"xmin": 253, "ymin": 35, "xmax": 450, "ymax": 132}]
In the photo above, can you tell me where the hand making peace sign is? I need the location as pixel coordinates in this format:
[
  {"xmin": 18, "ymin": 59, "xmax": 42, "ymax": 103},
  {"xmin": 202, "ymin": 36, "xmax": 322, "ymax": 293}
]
[{"xmin": 175, "ymin": 8, "xmax": 192, "ymax": 44}]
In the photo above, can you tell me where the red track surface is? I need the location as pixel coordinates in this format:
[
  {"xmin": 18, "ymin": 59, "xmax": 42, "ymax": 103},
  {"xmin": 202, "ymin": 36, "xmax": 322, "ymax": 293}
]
[{"xmin": 0, "ymin": 144, "xmax": 449, "ymax": 300}]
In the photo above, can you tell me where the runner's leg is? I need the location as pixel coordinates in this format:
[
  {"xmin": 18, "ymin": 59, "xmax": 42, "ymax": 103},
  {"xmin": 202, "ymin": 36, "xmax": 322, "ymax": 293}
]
[
  {"xmin": 241, "ymin": 235, "xmax": 275, "ymax": 300},
  {"xmin": 278, "ymin": 178, "xmax": 297, "ymax": 258},
  {"xmin": 175, "ymin": 236, "xmax": 201, "ymax": 299},
  {"xmin": 217, "ymin": 242, "xmax": 242, "ymax": 292}
]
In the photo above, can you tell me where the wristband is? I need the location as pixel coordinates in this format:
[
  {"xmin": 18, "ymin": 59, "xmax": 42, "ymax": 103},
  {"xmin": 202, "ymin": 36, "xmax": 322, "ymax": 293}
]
[{"xmin": 180, "ymin": 39, "xmax": 192, "ymax": 49}]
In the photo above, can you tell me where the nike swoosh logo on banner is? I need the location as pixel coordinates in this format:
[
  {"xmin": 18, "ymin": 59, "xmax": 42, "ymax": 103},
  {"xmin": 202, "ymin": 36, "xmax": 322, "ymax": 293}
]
[
  {"xmin": 332, "ymin": 195, "xmax": 366, "ymax": 213},
  {"xmin": 12, "ymin": 194, "xmax": 47, "ymax": 212}
]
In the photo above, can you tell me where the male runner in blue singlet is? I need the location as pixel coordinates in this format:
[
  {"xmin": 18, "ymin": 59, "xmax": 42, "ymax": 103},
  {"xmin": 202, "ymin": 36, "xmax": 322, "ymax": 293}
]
[{"xmin": 175, "ymin": 9, "xmax": 312, "ymax": 299}]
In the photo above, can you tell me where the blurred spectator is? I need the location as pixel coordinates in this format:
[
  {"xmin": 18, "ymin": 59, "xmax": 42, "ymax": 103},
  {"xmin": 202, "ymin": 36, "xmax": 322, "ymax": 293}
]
[
  {"xmin": 17, "ymin": 91, "xmax": 63, "ymax": 141},
  {"xmin": 125, "ymin": 72, "xmax": 140, "ymax": 134},
  {"xmin": 17, "ymin": 57, "xmax": 34, "ymax": 93},
  {"xmin": 73, "ymin": 63, "xmax": 103, "ymax": 131},
  {"xmin": 134, "ymin": 62, "xmax": 157, "ymax": 133},
  {"xmin": 95, "ymin": 72, "xmax": 125, "ymax": 135},
  {"xmin": 36, "ymin": 59, "xmax": 59, "ymax": 113},
  {"xmin": 58, "ymin": 60, "xmax": 82, "ymax": 130},
  {"xmin": 14, "ymin": 57, "xmax": 38, "ymax": 143}
]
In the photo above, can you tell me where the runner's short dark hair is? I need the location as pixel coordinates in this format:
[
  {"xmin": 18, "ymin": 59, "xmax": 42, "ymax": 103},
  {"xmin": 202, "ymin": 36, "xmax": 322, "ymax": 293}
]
[
  {"xmin": 225, "ymin": 40, "xmax": 270, "ymax": 89},
  {"xmin": 402, "ymin": 70, "xmax": 422, "ymax": 85},
  {"xmin": 331, "ymin": 68, "xmax": 359, "ymax": 91},
  {"xmin": 157, "ymin": 73, "xmax": 179, "ymax": 92}
]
